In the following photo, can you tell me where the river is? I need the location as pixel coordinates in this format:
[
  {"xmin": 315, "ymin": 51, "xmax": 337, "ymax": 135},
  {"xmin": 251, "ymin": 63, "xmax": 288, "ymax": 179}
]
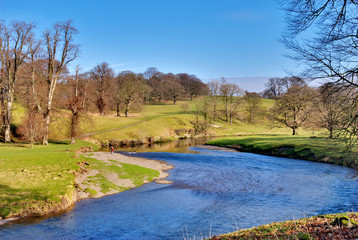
[{"xmin": 1, "ymin": 145, "xmax": 358, "ymax": 239}]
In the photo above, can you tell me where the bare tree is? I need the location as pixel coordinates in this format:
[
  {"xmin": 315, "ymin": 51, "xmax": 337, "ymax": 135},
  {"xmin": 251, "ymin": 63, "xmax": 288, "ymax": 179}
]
[
  {"xmin": 89, "ymin": 62, "xmax": 114, "ymax": 115},
  {"xmin": 207, "ymin": 80, "xmax": 221, "ymax": 121},
  {"xmin": 177, "ymin": 73, "xmax": 207, "ymax": 100},
  {"xmin": 117, "ymin": 71, "xmax": 149, "ymax": 117},
  {"xmin": 162, "ymin": 73, "xmax": 184, "ymax": 104},
  {"xmin": 220, "ymin": 79, "xmax": 243, "ymax": 124},
  {"xmin": 147, "ymin": 70, "xmax": 165, "ymax": 102},
  {"xmin": 67, "ymin": 66, "xmax": 88, "ymax": 144},
  {"xmin": 17, "ymin": 109, "xmax": 43, "ymax": 148},
  {"xmin": 30, "ymin": 20, "xmax": 78, "ymax": 145},
  {"xmin": 281, "ymin": 0, "xmax": 358, "ymax": 144},
  {"xmin": 275, "ymin": 84, "xmax": 316, "ymax": 135},
  {"xmin": 244, "ymin": 91, "xmax": 262, "ymax": 124},
  {"xmin": 314, "ymin": 83, "xmax": 348, "ymax": 138},
  {"xmin": 0, "ymin": 21, "xmax": 35, "ymax": 142}
]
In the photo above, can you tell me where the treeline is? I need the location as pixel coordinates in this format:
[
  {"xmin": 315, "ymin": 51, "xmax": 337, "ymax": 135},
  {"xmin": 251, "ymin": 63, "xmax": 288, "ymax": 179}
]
[
  {"xmin": 0, "ymin": 20, "xmax": 207, "ymax": 145},
  {"xmin": 1, "ymin": 20, "xmax": 355, "ymax": 148},
  {"xmin": 198, "ymin": 76, "xmax": 358, "ymax": 152}
]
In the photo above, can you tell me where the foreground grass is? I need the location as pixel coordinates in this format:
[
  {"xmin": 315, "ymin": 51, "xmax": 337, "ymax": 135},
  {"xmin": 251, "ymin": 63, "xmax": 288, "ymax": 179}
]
[
  {"xmin": 0, "ymin": 140, "xmax": 96, "ymax": 218},
  {"xmin": 206, "ymin": 135, "xmax": 358, "ymax": 169},
  {"xmin": 0, "ymin": 140, "xmax": 159, "ymax": 219},
  {"xmin": 212, "ymin": 213, "xmax": 358, "ymax": 240}
]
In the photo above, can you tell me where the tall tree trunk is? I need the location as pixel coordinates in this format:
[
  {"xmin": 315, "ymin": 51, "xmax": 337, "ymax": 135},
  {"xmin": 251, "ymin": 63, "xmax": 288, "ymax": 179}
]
[
  {"xmin": 124, "ymin": 104, "xmax": 129, "ymax": 117},
  {"xmin": 70, "ymin": 113, "xmax": 78, "ymax": 144},
  {"xmin": 4, "ymin": 89, "xmax": 14, "ymax": 142},
  {"xmin": 43, "ymin": 113, "xmax": 51, "ymax": 145}
]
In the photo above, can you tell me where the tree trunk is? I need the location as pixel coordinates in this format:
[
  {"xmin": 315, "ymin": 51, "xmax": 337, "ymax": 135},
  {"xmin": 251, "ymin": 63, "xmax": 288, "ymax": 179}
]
[
  {"xmin": 43, "ymin": 114, "xmax": 51, "ymax": 145},
  {"xmin": 225, "ymin": 100, "xmax": 228, "ymax": 122},
  {"xmin": 117, "ymin": 103, "xmax": 120, "ymax": 116},
  {"xmin": 70, "ymin": 114, "xmax": 76, "ymax": 144},
  {"xmin": 4, "ymin": 90, "xmax": 14, "ymax": 143},
  {"xmin": 329, "ymin": 128, "xmax": 333, "ymax": 138},
  {"xmin": 292, "ymin": 127, "xmax": 296, "ymax": 135}
]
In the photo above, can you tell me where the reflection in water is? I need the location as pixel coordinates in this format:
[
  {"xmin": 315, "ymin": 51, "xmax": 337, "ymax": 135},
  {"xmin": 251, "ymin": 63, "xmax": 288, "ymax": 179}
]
[
  {"xmin": 1, "ymin": 146, "xmax": 358, "ymax": 239},
  {"xmin": 101, "ymin": 137, "xmax": 215, "ymax": 153}
]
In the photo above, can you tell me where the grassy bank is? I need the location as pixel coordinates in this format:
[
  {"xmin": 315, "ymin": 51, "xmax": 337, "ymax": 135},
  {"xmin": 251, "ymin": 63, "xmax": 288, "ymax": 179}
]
[
  {"xmin": 0, "ymin": 140, "xmax": 160, "ymax": 219},
  {"xmin": 211, "ymin": 212, "xmax": 358, "ymax": 239},
  {"xmin": 206, "ymin": 135, "xmax": 358, "ymax": 169}
]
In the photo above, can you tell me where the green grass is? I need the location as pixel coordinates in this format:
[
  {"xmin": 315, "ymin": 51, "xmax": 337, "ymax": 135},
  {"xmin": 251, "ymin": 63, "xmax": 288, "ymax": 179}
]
[
  {"xmin": 206, "ymin": 135, "xmax": 358, "ymax": 168},
  {"xmin": 12, "ymin": 97, "xmax": 296, "ymax": 143},
  {"xmin": 0, "ymin": 140, "xmax": 97, "ymax": 218},
  {"xmin": 212, "ymin": 212, "xmax": 358, "ymax": 239},
  {"xmin": 80, "ymin": 155, "xmax": 159, "ymax": 193},
  {"xmin": 0, "ymin": 139, "xmax": 160, "ymax": 219}
]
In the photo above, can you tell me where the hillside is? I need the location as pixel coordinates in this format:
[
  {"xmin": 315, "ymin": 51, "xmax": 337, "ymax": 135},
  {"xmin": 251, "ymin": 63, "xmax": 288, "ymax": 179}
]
[{"xmin": 14, "ymin": 98, "xmax": 302, "ymax": 145}]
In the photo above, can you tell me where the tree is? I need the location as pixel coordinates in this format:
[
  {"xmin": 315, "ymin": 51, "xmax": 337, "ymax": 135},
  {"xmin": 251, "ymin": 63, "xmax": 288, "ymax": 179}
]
[
  {"xmin": 17, "ymin": 109, "xmax": 42, "ymax": 148},
  {"xmin": 67, "ymin": 66, "xmax": 88, "ymax": 144},
  {"xmin": 281, "ymin": 0, "xmax": 358, "ymax": 90},
  {"xmin": 0, "ymin": 21, "xmax": 35, "ymax": 142},
  {"xmin": 314, "ymin": 83, "xmax": 348, "ymax": 138},
  {"xmin": 281, "ymin": 0, "xmax": 358, "ymax": 144},
  {"xmin": 177, "ymin": 73, "xmax": 207, "ymax": 100},
  {"xmin": 31, "ymin": 20, "xmax": 79, "ymax": 145},
  {"xmin": 117, "ymin": 71, "xmax": 149, "ymax": 117},
  {"xmin": 244, "ymin": 91, "xmax": 262, "ymax": 124},
  {"xmin": 207, "ymin": 80, "xmax": 221, "ymax": 121},
  {"xmin": 146, "ymin": 69, "xmax": 165, "ymax": 102},
  {"xmin": 162, "ymin": 73, "xmax": 184, "ymax": 104},
  {"xmin": 275, "ymin": 84, "xmax": 316, "ymax": 135},
  {"xmin": 89, "ymin": 62, "xmax": 114, "ymax": 115},
  {"xmin": 220, "ymin": 79, "xmax": 243, "ymax": 124}
]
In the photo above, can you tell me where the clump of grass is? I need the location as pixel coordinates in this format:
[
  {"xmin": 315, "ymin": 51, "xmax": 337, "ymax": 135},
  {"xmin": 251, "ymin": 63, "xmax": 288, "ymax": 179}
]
[
  {"xmin": 211, "ymin": 213, "xmax": 358, "ymax": 240},
  {"xmin": 84, "ymin": 188, "xmax": 97, "ymax": 197}
]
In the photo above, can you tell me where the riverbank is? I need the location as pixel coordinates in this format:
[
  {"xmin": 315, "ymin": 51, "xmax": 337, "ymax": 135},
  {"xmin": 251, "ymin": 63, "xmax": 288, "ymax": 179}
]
[
  {"xmin": 206, "ymin": 135, "xmax": 358, "ymax": 170},
  {"xmin": 211, "ymin": 212, "xmax": 358, "ymax": 239},
  {"xmin": 0, "ymin": 142, "xmax": 173, "ymax": 225},
  {"xmin": 75, "ymin": 152, "xmax": 173, "ymax": 200}
]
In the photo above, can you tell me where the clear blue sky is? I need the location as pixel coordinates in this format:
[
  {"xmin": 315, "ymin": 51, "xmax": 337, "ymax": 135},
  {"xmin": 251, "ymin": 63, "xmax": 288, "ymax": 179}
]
[{"xmin": 0, "ymin": 0, "xmax": 297, "ymax": 91}]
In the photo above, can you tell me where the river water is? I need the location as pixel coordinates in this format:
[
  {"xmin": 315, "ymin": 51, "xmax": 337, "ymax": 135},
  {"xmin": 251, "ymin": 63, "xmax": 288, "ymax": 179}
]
[{"xmin": 1, "ymin": 146, "xmax": 358, "ymax": 239}]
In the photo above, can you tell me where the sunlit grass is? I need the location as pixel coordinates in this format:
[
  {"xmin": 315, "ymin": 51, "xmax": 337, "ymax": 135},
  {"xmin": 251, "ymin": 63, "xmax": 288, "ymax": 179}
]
[
  {"xmin": 207, "ymin": 134, "xmax": 357, "ymax": 167},
  {"xmin": 0, "ymin": 140, "xmax": 96, "ymax": 218}
]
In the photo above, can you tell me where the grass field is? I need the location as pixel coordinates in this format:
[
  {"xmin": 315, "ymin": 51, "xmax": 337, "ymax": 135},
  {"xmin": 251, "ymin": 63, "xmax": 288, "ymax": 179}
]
[
  {"xmin": 43, "ymin": 98, "xmax": 300, "ymax": 143},
  {"xmin": 0, "ymin": 140, "xmax": 159, "ymax": 219},
  {"xmin": 0, "ymin": 140, "xmax": 94, "ymax": 218},
  {"xmin": 206, "ymin": 134, "xmax": 358, "ymax": 168}
]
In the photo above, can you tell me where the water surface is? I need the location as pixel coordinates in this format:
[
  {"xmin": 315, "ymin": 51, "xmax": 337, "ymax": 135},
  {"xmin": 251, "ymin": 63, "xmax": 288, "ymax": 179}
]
[{"xmin": 1, "ymin": 146, "xmax": 357, "ymax": 239}]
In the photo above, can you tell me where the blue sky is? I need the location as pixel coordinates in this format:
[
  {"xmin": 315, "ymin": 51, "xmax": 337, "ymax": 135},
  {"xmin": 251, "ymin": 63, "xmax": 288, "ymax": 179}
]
[{"xmin": 0, "ymin": 0, "xmax": 297, "ymax": 91}]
